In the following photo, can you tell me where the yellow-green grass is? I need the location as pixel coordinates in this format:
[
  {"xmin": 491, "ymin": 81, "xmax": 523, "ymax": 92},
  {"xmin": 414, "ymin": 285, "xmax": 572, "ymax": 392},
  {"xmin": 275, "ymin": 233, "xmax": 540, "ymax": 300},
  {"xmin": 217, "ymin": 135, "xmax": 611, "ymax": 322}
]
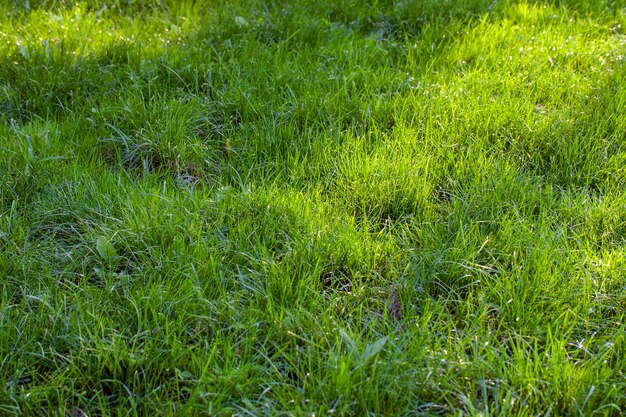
[{"xmin": 1, "ymin": 0, "xmax": 626, "ymax": 415}]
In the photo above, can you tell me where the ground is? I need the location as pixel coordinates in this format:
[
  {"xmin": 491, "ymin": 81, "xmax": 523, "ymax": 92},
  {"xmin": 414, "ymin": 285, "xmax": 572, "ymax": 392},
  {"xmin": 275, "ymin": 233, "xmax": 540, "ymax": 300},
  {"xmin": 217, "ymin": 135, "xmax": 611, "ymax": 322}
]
[{"xmin": 1, "ymin": 0, "xmax": 626, "ymax": 415}]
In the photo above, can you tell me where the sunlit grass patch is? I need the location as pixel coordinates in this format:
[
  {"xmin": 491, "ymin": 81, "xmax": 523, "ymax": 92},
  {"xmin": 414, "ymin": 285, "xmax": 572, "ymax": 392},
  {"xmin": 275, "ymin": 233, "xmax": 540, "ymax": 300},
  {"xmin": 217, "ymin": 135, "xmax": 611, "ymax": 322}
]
[{"xmin": 2, "ymin": 0, "xmax": 626, "ymax": 415}]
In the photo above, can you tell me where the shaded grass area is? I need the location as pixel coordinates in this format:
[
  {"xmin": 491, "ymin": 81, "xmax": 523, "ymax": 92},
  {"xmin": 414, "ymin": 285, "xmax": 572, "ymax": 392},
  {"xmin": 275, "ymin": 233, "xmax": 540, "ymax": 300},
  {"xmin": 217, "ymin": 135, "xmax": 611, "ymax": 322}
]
[{"xmin": 1, "ymin": 0, "xmax": 626, "ymax": 415}]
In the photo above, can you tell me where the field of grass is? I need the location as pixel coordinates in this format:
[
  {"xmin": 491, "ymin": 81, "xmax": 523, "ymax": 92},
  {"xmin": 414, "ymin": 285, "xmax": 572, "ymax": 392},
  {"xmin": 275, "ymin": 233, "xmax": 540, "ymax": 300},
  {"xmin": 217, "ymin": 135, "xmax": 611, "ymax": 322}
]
[{"xmin": 1, "ymin": 0, "xmax": 626, "ymax": 415}]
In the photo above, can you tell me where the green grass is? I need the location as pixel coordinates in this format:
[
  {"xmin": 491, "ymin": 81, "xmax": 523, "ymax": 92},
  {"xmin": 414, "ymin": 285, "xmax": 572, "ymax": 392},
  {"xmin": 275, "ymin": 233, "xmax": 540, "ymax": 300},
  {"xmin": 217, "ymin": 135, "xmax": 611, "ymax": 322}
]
[{"xmin": 1, "ymin": 0, "xmax": 626, "ymax": 415}]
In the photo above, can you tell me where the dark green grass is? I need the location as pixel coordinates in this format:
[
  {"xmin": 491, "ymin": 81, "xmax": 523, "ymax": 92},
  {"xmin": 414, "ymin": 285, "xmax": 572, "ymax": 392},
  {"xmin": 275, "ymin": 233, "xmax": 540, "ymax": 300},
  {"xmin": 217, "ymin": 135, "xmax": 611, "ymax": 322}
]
[{"xmin": 2, "ymin": 0, "xmax": 626, "ymax": 415}]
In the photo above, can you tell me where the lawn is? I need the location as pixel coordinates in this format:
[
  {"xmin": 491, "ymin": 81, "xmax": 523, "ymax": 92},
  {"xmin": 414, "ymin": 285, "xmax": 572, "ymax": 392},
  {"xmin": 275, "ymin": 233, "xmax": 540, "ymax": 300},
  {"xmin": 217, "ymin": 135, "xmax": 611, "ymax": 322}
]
[{"xmin": 1, "ymin": 0, "xmax": 626, "ymax": 415}]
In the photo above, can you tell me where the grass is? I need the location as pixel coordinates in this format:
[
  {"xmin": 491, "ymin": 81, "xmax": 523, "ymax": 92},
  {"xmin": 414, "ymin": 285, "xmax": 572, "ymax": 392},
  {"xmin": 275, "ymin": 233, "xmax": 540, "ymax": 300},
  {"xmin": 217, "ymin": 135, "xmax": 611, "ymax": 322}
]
[{"xmin": 1, "ymin": 0, "xmax": 626, "ymax": 415}]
